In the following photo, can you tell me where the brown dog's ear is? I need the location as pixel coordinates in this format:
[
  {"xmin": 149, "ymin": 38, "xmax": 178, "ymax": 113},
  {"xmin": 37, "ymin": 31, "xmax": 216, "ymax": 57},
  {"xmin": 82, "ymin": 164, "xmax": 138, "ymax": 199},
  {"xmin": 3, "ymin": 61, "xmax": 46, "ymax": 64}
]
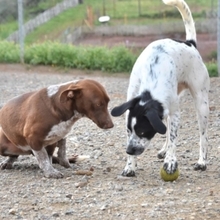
[{"xmin": 60, "ymin": 88, "xmax": 82, "ymax": 103}]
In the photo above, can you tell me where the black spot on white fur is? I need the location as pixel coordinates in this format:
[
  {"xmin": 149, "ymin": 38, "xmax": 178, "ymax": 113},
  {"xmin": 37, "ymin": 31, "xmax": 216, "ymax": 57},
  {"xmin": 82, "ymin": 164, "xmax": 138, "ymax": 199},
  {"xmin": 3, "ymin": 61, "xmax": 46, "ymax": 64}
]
[{"xmin": 173, "ymin": 39, "xmax": 197, "ymax": 48}]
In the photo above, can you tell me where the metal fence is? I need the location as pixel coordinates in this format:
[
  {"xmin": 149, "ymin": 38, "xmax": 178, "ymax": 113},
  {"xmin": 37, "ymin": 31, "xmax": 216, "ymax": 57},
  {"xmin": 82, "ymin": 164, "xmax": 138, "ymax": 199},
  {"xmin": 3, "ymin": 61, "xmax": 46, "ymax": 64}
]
[
  {"xmin": 101, "ymin": 0, "xmax": 218, "ymax": 18},
  {"xmin": 7, "ymin": 0, "xmax": 79, "ymax": 43}
]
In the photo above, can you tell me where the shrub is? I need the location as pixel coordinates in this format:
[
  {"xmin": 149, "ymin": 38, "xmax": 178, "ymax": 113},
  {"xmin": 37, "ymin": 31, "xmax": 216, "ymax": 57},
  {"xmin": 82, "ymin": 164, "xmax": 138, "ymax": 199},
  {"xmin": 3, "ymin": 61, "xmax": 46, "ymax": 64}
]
[
  {"xmin": 206, "ymin": 62, "xmax": 218, "ymax": 77},
  {"xmin": 0, "ymin": 41, "xmax": 218, "ymax": 76},
  {"xmin": 208, "ymin": 50, "xmax": 217, "ymax": 61},
  {"xmin": 0, "ymin": 41, "xmax": 19, "ymax": 63},
  {"xmin": 24, "ymin": 41, "xmax": 137, "ymax": 73}
]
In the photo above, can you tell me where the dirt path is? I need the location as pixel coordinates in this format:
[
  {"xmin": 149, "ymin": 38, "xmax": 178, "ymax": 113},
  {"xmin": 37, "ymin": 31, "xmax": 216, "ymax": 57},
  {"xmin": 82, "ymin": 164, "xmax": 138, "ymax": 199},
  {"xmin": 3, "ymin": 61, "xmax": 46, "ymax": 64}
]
[{"xmin": 0, "ymin": 64, "xmax": 219, "ymax": 220}]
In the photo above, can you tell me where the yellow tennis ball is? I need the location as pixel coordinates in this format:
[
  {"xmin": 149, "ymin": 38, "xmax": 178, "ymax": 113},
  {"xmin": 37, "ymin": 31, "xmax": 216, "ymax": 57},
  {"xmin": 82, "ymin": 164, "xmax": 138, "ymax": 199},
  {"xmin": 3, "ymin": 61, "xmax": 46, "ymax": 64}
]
[{"xmin": 160, "ymin": 167, "xmax": 180, "ymax": 182}]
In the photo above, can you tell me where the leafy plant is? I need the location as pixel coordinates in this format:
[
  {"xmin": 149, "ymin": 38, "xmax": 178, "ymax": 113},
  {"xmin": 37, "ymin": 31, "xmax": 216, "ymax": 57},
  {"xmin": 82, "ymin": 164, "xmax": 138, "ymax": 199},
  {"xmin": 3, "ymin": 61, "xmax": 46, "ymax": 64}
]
[
  {"xmin": 0, "ymin": 40, "xmax": 218, "ymax": 76},
  {"xmin": 206, "ymin": 62, "xmax": 218, "ymax": 77}
]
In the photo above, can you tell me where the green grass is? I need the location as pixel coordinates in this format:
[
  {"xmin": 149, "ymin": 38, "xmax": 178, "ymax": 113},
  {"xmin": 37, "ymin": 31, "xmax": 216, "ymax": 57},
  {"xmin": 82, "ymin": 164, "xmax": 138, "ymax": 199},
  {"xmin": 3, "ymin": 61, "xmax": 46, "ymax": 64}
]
[
  {"xmin": 25, "ymin": 0, "xmax": 100, "ymax": 44},
  {"xmin": 0, "ymin": 41, "xmax": 218, "ymax": 76},
  {"xmin": 101, "ymin": 0, "xmax": 214, "ymax": 20},
  {"xmin": 0, "ymin": 0, "xmax": 63, "ymax": 40},
  {"xmin": 206, "ymin": 62, "xmax": 218, "ymax": 77},
  {"xmin": 0, "ymin": 22, "xmax": 18, "ymax": 40},
  {"xmin": 23, "ymin": 0, "xmax": 217, "ymax": 44},
  {"xmin": 27, "ymin": 0, "xmax": 63, "ymax": 16}
]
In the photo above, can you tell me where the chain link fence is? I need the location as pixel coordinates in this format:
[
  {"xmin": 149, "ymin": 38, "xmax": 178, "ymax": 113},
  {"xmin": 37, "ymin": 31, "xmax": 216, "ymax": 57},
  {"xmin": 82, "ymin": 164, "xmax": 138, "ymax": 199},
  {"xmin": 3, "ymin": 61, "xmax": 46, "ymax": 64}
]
[{"xmin": 102, "ymin": 0, "xmax": 218, "ymax": 18}]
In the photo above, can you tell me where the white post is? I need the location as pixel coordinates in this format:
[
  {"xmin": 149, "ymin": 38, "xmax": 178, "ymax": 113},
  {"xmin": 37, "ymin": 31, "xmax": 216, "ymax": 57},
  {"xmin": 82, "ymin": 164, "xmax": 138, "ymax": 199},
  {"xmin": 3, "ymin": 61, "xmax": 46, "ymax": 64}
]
[
  {"xmin": 218, "ymin": 0, "xmax": 220, "ymax": 76},
  {"xmin": 18, "ymin": 0, "xmax": 24, "ymax": 63}
]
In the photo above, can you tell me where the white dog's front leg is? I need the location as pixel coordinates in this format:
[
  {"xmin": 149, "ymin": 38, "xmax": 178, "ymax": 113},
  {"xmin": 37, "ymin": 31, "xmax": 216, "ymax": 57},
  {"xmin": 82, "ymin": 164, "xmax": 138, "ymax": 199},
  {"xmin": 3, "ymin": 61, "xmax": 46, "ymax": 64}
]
[
  {"xmin": 163, "ymin": 112, "xmax": 180, "ymax": 174},
  {"xmin": 122, "ymin": 155, "xmax": 137, "ymax": 176},
  {"xmin": 158, "ymin": 116, "xmax": 170, "ymax": 159},
  {"xmin": 32, "ymin": 148, "xmax": 63, "ymax": 178}
]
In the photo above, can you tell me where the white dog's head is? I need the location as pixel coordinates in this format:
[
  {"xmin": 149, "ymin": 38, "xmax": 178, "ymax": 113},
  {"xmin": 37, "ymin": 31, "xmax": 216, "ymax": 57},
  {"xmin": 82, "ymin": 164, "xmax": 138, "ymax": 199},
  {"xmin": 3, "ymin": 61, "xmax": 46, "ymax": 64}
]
[{"xmin": 111, "ymin": 91, "xmax": 166, "ymax": 155}]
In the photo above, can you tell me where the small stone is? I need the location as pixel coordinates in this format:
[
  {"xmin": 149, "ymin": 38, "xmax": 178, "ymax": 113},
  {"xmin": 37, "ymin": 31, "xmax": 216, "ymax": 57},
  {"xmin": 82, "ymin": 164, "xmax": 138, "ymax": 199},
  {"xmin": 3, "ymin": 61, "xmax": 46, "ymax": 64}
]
[
  {"xmin": 66, "ymin": 194, "xmax": 72, "ymax": 199},
  {"xmin": 52, "ymin": 212, "xmax": 60, "ymax": 217},
  {"xmin": 106, "ymin": 167, "xmax": 111, "ymax": 172},
  {"xmin": 100, "ymin": 204, "xmax": 108, "ymax": 210},
  {"xmin": 75, "ymin": 181, "xmax": 88, "ymax": 188},
  {"xmin": 9, "ymin": 209, "xmax": 16, "ymax": 215},
  {"xmin": 65, "ymin": 210, "xmax": 74, "ymax": 215},
  {"xmin": 115, "ymin": 185, "xmax": 123, "ymax": 191}
]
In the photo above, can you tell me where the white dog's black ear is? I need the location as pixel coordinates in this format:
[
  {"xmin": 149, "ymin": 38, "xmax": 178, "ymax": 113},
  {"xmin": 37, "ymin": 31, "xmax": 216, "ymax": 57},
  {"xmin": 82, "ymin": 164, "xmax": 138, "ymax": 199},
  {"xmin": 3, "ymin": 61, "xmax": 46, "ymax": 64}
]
[
  {"xmin": 111, "ymin": 97, "xmax": 140, "ymax": 117},
  {"xmin": 145, "ymin": 110, "xmax": 166, "ymax": 134}
]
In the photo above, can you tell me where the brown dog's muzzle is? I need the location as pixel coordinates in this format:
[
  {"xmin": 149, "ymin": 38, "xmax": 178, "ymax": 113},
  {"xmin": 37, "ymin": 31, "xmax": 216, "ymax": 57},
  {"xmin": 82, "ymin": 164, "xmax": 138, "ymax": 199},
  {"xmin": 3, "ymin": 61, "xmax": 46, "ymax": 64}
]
[
  {"xmin": 102, "ymin": 118, "xmax": 114, "ymax": 129},
  {"xmin": 95, "ymin": 116, "xmax": 114, "ymax": 129},
  {"xmin": 92, "ymin": 113, "xmax": 114, "ymax": 129}
]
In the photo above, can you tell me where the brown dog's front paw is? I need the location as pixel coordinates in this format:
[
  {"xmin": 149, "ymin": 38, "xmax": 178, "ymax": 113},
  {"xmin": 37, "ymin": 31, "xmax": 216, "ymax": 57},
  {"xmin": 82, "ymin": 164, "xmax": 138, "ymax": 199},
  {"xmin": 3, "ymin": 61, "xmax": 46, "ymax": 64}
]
[{"xmin": 44, "ymin": 169, "xmax": 64, "ymax": 178}]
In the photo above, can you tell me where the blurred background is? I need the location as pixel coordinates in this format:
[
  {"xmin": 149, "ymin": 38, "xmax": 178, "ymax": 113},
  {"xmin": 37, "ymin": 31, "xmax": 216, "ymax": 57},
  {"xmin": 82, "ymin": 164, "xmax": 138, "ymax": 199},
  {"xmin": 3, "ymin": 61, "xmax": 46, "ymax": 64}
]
[{"xmin": 0, "ymin": 0, "xmax": 218, "ymax": 73}]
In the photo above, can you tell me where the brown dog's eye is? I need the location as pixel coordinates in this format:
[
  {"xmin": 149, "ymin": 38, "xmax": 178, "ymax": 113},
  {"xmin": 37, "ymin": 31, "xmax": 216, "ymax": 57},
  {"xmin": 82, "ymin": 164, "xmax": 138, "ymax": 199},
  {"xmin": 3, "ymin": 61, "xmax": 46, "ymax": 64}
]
[{"xmin": 97, "ymin": 102, "xmax": 103, "ymax": 107}]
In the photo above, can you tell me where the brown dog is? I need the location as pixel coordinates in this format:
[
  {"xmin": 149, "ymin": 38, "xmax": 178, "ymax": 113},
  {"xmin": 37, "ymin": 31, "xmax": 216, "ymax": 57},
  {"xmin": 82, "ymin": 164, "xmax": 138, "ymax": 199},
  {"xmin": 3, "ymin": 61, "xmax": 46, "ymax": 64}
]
[{"xmin": 0, "ymin": 79, "xmax": 113, "ymax": 178}]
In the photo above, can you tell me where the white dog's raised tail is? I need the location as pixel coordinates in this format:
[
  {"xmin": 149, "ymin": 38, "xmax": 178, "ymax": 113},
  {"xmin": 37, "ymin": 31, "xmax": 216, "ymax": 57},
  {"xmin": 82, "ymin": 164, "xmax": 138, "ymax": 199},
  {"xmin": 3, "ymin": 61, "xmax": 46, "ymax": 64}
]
[{"xmin": 162, "ymin": 0, "xmax": 196, "ymax": 42}]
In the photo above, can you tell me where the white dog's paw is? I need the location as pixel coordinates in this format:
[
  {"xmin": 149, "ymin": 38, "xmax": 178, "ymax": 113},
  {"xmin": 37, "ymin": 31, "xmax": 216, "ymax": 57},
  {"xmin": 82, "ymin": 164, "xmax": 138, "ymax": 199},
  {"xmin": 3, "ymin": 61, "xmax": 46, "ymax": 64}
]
[
  {"xmin": 163, "ymin": 157, "xmax": 178, "ymax": 174},
  {"xmin": 122, "ymin": 155, "xmax": 137, "ymax": 177},
  {"xmin": 121, "ymin": 168, "xmax": 136, "ymax": 177},
  {"xmin": 194, "ymin": 162, "xmax": 207, "ymax": 171},
  {"xmin": 157, "ymin": 150, "xmax": 166, "ymax": 159}
]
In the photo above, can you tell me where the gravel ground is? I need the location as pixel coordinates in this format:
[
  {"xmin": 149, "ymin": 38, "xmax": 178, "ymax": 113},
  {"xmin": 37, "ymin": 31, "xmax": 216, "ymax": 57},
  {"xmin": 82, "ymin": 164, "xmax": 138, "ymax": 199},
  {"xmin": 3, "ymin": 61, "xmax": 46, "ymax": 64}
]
[{"xmin": 0, "ymin": 64, "xmax": 220, "ymax": 220}]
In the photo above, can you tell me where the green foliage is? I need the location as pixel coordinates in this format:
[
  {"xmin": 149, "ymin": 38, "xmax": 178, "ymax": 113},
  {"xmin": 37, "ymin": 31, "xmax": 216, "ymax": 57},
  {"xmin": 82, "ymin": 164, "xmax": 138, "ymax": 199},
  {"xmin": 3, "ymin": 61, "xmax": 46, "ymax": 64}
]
[
  {"xmin": 0, "ymin": 22, "xmax": 18, "ymax": 40},
  {"xmin": 208, "ymin": 50, "xmax": 217, "ymax": 61},
  {"xmin": 206, "ymin": 62, "xmax": 218, "ymax": 77},
  {"xmin": 22, "ymin": 0, "xmax": 216, "ymax": 43},
  {"xmin": 28, "ymin": 0, "xmax": 63, "ymax": 16},
  {"xmin": 0, "ymin": 41, "xmax": 20, "ymax": 63},
  {"xmin": 0, "ymin": 41, "xmax": 218, "ymax": 76},
  {"xmin": 24, "ymin": 41, "xmax": 136, "ymax": 73}
]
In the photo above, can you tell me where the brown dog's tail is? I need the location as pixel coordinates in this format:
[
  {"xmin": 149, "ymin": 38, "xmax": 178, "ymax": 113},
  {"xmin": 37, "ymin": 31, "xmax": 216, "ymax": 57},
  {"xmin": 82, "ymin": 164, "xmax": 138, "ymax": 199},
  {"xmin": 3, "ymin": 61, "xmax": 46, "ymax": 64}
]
[
  {"xmin": 162, "ymin": 0, "xmax": 196, "ymax": 43},
  {"xmin": 52, "ymin": 155, "xmax": 90, "ymax": 164}
]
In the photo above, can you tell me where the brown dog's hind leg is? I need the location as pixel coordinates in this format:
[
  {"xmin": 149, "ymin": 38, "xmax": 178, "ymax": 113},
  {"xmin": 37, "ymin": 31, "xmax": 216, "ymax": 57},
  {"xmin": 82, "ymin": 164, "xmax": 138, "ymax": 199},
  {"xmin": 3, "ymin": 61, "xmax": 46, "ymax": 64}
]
[
  {"xmin": 56, "ymin": 139, "xmax": 72, "ymax": 168},
  {"xmin": 0, "ymin": 129, "xmax": 20, "ymax": 169},
  {"xmin": 0, "ymin": 156, "xmax": 18, "ymax": 169}
]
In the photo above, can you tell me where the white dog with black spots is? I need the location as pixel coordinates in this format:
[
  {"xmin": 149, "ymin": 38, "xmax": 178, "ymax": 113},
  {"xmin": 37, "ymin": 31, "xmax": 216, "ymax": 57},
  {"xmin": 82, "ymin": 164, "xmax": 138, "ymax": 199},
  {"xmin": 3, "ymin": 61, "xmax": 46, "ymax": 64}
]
[{"xmin": 111, "ymin": 0, "xmax": 210, "ymax": 177}]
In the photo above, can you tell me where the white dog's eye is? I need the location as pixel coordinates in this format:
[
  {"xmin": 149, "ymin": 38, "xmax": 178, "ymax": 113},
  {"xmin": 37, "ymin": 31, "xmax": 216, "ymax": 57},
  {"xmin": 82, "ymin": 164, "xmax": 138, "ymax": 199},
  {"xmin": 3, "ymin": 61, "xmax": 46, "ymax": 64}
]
[{"xmin": 137, "ymin": 131, "xmax": 145, "ymax": 137}]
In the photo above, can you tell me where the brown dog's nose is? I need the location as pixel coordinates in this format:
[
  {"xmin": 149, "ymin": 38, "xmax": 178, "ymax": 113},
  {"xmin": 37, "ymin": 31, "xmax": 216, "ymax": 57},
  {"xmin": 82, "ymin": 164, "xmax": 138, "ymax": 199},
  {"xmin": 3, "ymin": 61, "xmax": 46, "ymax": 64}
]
[{"xmin": 103, "ymin": 119, "xmax": 114, "ymax": 129}]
